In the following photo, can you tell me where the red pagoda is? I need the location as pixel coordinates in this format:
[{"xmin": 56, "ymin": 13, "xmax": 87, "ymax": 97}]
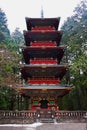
[{"xmin": 19, "ymin": 17, "xmax": 72, "ymax": 111}]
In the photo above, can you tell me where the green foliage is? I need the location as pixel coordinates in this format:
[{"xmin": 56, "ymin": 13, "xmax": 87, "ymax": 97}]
[
  {"xmin": 0, "ymin": 44, "xmax": 21, "ymax": 88},
  {"xmin": 0, "ymin": 8, "xmax": 22, "ymax": 110},
  {"xmin": 0, "ymin": 8, "xmax": 10, "ymax": 43},
  {"xmin": 11, "ymin": 27, "xmax": 24, "ymax": 45},
  {"xmin": 0, "ymin": 86, "xmax": 17, "ymax": 110},
  {"xmin": 60, "ymin": 0, "xmax": 87, "ymax": 110}
]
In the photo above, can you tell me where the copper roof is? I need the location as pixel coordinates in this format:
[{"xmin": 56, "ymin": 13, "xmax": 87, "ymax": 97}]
[
  {"xmin": 21, "ymin": 64, "xmax": 69, "ymax": 79},
  {"xmin": 23, "ymin": 31, "xmax": 62, "ymax": 46},
  {"xmin": 22, "ymin": 46, "xmax": 65, "ymax": 64},
  {"xmin": 18, "ymin": 84, "xmax": 72, "ymax": 97},
  {"xmin": 25, "ymin": 17, "xmax": 60, "ymax": 30}
]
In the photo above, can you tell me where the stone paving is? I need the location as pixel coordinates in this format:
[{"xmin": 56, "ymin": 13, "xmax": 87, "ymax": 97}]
[
  {"xmin": 36, "ymin": 123, "xmax": 87, "ymax": 130},
  {"xmin": 0, "ymin": 123, "xmax": 87, "ymax": 130}
]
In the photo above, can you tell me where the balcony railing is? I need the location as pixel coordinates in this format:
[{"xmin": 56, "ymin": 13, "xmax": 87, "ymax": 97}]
[
  {"xmin": 30, "ymin": 41, "xmax": 57, "ymax": 47},
  {"xmin": 30, "ymin": 58, "xmax": 58, "ymax": 65},
  {"xmin": 31, "ymin": 26, "xmax": 55, "ymax": 32},
  {"xmin": 28, "ymin": 78, "xmax": 60, "ymax": 85}
]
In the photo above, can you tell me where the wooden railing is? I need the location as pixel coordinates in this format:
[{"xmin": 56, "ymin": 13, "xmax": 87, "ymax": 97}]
[
  {"xmin": 0, "ymin": 111, "xmax": 36, "ymax": 119},
  {"xmin": 0, "ymin": 110, "xmax": 87, "ymax": 119},
  {"xmin": 55, "ymin": 111, "xmax": 87, "ymax": 118}
]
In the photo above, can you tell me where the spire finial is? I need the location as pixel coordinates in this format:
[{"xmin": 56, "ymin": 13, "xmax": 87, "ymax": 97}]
[{"xmin": 41, "ymin": 6, "xmax": 44, "ymax": 18}]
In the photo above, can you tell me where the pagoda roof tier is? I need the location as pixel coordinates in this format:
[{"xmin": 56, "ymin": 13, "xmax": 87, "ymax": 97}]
[
  {"xmin": 23, "ymin": 31, "xmax": 62, "ymax": 46},
  {"xmin": 21, "ymin": 64, "xmax": 69, "ymax": 80},
  {"xmin": 22, "ymin": 46, "xmax": 65, "ymax": 64},
  {"xmin": 25, "ymin": 17, "xmax": 60, "ymax": 30},
  {"xmin": 18, "ymin": 84, "xmax": 72, "ymax": 97}
]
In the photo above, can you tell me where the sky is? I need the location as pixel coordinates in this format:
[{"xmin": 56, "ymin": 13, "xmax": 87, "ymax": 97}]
[{"xmin": 0, "ymin": 0, "xmax": 81, "ymax": 33}]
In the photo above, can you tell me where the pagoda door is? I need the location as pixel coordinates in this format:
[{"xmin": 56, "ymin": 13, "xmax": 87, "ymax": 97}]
[{"xmin": 39, "ymin": 98, "xmax": 49, "ymax": 109}]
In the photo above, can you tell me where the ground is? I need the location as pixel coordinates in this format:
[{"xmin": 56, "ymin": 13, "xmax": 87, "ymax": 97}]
[{"xmin": 0, "ymin": 122, "xmax": 87, "ymax": 130}]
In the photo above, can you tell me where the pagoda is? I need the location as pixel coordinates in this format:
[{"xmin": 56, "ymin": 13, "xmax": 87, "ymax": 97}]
[{"xmin": 19, "ymin": 17, "xmax": 72, "ymax": 111}]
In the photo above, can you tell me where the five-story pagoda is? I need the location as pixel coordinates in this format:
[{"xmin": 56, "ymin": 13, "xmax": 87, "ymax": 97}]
[{"xmin": 19, "ymin": 17, "xmax": 72, "ymax": 111}]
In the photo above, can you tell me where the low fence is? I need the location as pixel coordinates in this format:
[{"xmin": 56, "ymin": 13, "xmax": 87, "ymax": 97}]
[
  {"xmin": 0, "ymin": 111, "xmax": 36, "ymax": 119},
  {"xmin": 0, "ymin": 110, "xmax": 87, "ymax": 123},
  {"xmin": 56, "ymin": 111, "xmax": 87, "ymax": 118},
  {"xmin": 55, "ymin": 111, "xmax": 87, "ymax": 122},
  {"xmin": 0, "ymin": 111, "xmax": 36, "ymax": 124}
]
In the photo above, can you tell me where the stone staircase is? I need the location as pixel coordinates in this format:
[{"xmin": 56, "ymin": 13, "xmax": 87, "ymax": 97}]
[
  {"xmin": 36, "ymin": 109, "xmax": 56, "ymax": 123},
  {"xmin": 39, "ymin": 118, "xmax": 54, "ymax": 123}
]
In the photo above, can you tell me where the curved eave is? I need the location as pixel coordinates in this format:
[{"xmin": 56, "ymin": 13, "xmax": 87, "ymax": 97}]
[
  {"xmin": 23, "ymin": 31, "xmax": 63, "ymax": 46},
  {"xmin": 21, "ymin": 64, "xmax": 69, "ymax": 67},
  {"xmin": 18, "ymin": 84, "xmax": 72, "ymax": 97},
  {"xmin": 22, "ymin": 46, "xmax": 65, "ymax": 64},
  {"xmin": 25, "ymin": 17, "xmax": 60, "ymax": 30},
  {"xmin": 18, "ymin": 84, "xmax": 72, "ymax": 90},
  {"xmin": 21, "ymin": 64, "xmax": 69, "ymax": 79}
]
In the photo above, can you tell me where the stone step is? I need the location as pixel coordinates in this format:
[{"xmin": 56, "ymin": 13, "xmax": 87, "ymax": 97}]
[{"xmin": 40, "ymin": 118, "xmax": 54, "ymax": 123}]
